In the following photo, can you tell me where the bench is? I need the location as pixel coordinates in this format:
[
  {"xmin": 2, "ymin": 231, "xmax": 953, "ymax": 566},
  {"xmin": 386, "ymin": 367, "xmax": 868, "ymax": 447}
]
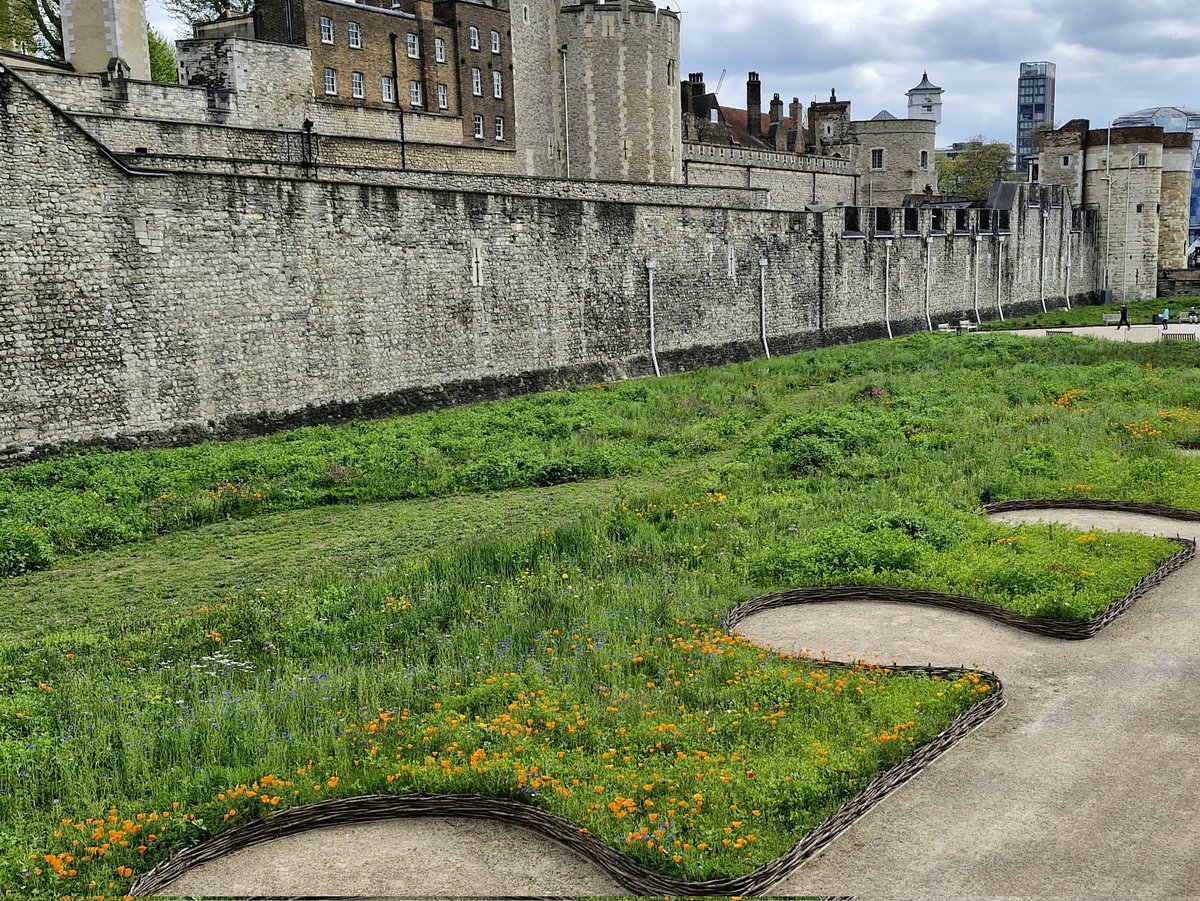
[
  {"xmin": 1162, "ymin": 331, "xmax": 1197, "ymax": 342},
  {"xmin": 1045, "ymin": 329, "xmax": 1073, "ymax": 336},
  {"xmin": 936, "ymin": 322, "xmax": 955, "ymax": 333},
  {"xmin": 1102, "ymin": 313, "xmax": 1121, "ymax": 325},
  {"xmin": 957, "ymin": 320, "xmax": 978, "ymax": 333}
]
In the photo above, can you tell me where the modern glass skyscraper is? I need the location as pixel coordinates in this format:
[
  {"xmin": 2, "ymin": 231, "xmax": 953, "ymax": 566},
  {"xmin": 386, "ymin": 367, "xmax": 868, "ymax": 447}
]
[{"xmin": 1016, "ymin": 61, "xmax": 1056, "ymax": 164}]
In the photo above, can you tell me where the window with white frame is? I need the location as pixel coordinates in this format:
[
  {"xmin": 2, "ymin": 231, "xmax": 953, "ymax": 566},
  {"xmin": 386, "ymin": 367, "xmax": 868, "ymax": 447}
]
[
  {"xmin": 471, "ymin": 68, "xmax": 482, "ymax": 96},
  {"xmin": 323, "ymin": 67, "xmax": 337, "ymax": 95},
  {"xmin": 437, "ymin": 83, "xmax": 448, "ymax": 109},
  {"xmin": 473, "ymin": 114, "xmax": 484, "ymax": 139},
  {"xmin": 469, "ymin": 26, "xmax": 479, "ymax": 49},
  {"xmin": 351, "ymin": 71, "xmax": 365, "ymax": 99},
  {"xmin": 406, "ymin": 32, "xmax": 419, "ymax": 58},
  {"xmin": 494, "ymin": 116, "xmax": 504, "ymax": 140},
  {"xmin": 348, "ymin": 21, "xmax": 361, "ymax": 49},
  {"xmin": 319, "ymin": 17, "xmax": 333, "ymax": 44},
  {"xmin": 382, "ymin": 76, "xmax": 395, "ymax": 103},
  {"xmin": 870, "ymin": 148, "xmax": 884, "ymax": 169},
  {"xmin": 1137, "ymin": 152, "xmax": 1147, "ymax": 167},
  {"xmin": 492, "ymin": 70, "xmax": 502, "ymax": 99},
  {"xmin": 435, "ymin": 37, "xmax": 446, "ymax": 62},
  {"xmin": 919, "ymin": 150, "xmax": 928, "ymax": 170},
  {"xmin": 490, "ymin": 30, "xmax": 500, "ymax": 53},
  {"xmin": 409, "ymin": 80, "xmax": 422, "ymax": 106}
]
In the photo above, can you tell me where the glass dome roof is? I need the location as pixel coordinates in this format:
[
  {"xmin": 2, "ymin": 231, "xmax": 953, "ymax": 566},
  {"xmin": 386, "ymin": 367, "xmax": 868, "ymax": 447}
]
[{"xmin": 1113, "ymin": 106, "xmax": 1200, "ymax": 132}]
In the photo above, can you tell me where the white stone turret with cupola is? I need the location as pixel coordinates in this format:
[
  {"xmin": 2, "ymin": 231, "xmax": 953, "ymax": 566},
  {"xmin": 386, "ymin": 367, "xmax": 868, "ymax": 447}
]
[{"xmin": 906, "ymin": 71, "xmax": 943, "ymax": 125}]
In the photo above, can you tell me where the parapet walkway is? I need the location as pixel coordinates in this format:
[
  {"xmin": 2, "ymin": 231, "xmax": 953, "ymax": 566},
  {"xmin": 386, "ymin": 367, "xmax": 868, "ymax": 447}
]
[{"xmin": 155, "ymin": 508, "xmax": 1200, "ymax": 899}]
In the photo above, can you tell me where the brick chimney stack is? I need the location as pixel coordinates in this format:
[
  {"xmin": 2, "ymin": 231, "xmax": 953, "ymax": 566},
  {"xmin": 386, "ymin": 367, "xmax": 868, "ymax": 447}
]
[
  {"xmin": 788, "ymin": 97, "xmax": 803, "ymax": 151},
  {"xmin": 747, "ymin": 72, "xmax": 762, "ymax": 139},
  {"xmin": 769, "ymin": 92, "xmax": 783, "ymax": 124}
]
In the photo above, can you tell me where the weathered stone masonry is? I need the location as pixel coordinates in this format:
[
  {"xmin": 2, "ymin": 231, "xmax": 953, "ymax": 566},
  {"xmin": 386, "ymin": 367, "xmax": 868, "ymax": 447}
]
[{"xmin": 0, "ymin": 68, "xmax": 1098, "ymax": 463}]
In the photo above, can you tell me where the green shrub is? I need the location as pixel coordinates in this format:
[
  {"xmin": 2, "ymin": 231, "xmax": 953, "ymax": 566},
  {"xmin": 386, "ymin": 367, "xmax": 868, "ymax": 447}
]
[{"xmin": 0, "ymin": 522, "xmax": 55, "ymax": 574}]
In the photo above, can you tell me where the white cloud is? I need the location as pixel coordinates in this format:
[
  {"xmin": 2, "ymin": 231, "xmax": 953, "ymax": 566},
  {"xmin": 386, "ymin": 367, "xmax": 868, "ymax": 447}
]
[{"xmin": 678, "ymin": 0, "xmax": 1198, "ymax": 146}]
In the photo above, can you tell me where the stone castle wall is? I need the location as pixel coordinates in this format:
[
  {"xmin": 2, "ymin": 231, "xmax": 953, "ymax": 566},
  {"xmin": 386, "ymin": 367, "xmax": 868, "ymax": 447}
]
[
  {"xmin": 0, "ymin": 67, "xmax": 1098, "ymax": 463},
  {"xmin": 683, "ymin": 142, "xmax": 855, "ymax": 210}
]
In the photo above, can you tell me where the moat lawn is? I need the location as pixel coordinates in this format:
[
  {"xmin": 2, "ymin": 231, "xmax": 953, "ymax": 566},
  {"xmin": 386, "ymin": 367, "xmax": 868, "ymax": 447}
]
[
  {"xmin": 979, "ymin": 293, "xmax": 1200, "ymax": 332},
  {"xmin": 3, "ymin": 333, "xmax": 1199, "ymax": 897}
]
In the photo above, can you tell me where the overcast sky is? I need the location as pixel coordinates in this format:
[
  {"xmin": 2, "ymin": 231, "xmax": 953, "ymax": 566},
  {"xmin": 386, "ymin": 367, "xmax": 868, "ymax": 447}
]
[{"xmin": 147, "ymin": 0, "xmax": 1198, "ymax": 148}]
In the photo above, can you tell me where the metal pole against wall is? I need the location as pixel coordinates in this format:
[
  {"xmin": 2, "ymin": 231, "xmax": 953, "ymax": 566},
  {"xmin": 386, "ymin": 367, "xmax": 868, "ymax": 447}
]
[
  {"xmin": 973, "ymin": 233, "xmax": 981, "ymax": 325},
  {"xmin": 996, "ymin": 236, "xmax": 1005, "ymax": 321},
  {"xmin": 1123, "ymin": 151, "xmax": 1136, "ymax": 302},
  {"xmin": 923, "ymin": 236, "xmax": 933, "ymax": 332},
  {"xmin": 1039, "ymin": 208, "xmax": 1048, "ymax": 313},
  {"xmin": 1104, "ymin": 120, "xmax": 1115, "ymax": 294},
  {"xmin": 646, "ymin": 261, "xmax": 660, "ymax": 377},
  {"xmin": 884, "ymin": 240, "xmax": 893, "ymax": 339},
  {"xmin": 758, "ymin": 257, "xmax": 771, "ymax": 358},
  {"xmin": 560, "ymin": 45, "xmax": 570, "ymax": 180},
  {"xmin": 1065, "ymin": 231, "xmax": 1073, "ymax": 309}
]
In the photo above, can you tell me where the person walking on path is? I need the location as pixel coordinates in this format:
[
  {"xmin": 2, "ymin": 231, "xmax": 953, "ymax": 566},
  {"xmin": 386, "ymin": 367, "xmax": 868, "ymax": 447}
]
[
  {"xmin": 1116, "ymin": 304, "xmax": 1131, "ymax": 329},
  {"xmin": 1162, "ymin": 307, "xmax": 1170, "ymax": 331}
]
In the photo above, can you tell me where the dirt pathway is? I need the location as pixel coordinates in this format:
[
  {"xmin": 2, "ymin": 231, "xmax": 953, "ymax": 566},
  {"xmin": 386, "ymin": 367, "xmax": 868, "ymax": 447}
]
[{"xmin": 156, "ymin": 509, "xmax": 1200, "ymax": 899}]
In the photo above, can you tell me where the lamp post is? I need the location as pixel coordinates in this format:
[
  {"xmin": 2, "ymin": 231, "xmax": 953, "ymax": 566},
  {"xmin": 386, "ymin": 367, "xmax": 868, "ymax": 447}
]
[
  {"xmin": 1122, "ymin": 149, "xmax": 1139, "ymax": 303},
  {"xmin": 1103, "ymin": 115, "xmax": 1121, "ymax": 296}
]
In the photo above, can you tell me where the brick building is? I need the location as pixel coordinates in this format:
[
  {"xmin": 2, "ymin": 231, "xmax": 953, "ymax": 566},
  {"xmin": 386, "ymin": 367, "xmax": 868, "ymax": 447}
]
[{"xmin": 216, "ymin": 0, "xmax": 516, "ymax": 148}]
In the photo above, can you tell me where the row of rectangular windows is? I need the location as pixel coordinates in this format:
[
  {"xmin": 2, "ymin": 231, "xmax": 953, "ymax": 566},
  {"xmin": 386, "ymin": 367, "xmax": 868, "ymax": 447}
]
[
  {"xmin": 322, "ymin": 68, "xmax": 502, "ymax": 103},
  {"xmin": 471, "ymin": 114, "xmax": 505, "ymax": 140},
  {"xmin": 318, "ymin": 17, "xmax": 501, "ymax": 55}
]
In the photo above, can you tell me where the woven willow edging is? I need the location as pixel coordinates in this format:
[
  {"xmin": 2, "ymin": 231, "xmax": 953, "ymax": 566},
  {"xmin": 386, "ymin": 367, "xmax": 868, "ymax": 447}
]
[
  {"xmin": 138, "ymin": 498, "xmax": 1198, "ymax": 897},
  {"xmin": 131, "ymin": 670, "xmax": 1003, "ymax": 898}
]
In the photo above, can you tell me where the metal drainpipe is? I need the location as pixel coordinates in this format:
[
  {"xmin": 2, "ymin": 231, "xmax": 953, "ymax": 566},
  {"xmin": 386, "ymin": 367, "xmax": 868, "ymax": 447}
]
[
  {"xmin": 884, "ymin": 240, "xmax": 894, "ymax": 339},
  {"xmin": 759, "ymin": 257, "xmax": 771, "ymax": 358},
  {"xmin": 923, "ymin": 236, "xmax": 932, "ymax": 332},
  {"xmin": 1122, "ymin": 151, "xmax": 1136, "ymax": 302},
  {"xmin": 996, "ymin": 236, "xmax": 1006, "ymax": 321},
  {"xmin": 560, "ymin": 45, "xmax": 570, "ymax": 180},
  {"xmin": 1065, "ymin": 231, "xmax": 1073, "ymax": 309},
  {"xmin": 1104, "ymin": 120, "xmax": 1115, "ymax": 293},
  {"xmin": 646, "ymin": 261, "xmax": 661, "ymax": 377},
  {"xmin": 973, "ymin": 234, "xmax": 981, "ymax": 325},
  {"xmin": 1039, "ymin": 208, "xmax": 1048, "ymax": 313},
  {"xmin": 389, "ymin": 33, "xmax": 405, "ymax": 170}
]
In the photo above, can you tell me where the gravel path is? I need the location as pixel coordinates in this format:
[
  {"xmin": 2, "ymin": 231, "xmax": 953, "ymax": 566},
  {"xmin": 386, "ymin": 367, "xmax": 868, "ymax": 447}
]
[
  {"xmin": 1007, "ymin": 323, "xmax": 1200, "ymax": 344},
  {"xmin": 156, "ymin": 509, "xmax": 1200, "ymax": 899},
  {"xmin": 756, "ymin": 509, "xmax": 1200, "ymax": 901}
]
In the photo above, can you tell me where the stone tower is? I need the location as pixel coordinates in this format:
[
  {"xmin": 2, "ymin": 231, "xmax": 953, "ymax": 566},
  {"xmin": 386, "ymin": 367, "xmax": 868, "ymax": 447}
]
[
  {"xmin": 906, "ymin": 71, "xmax": 942, "ymax": 125},
  {"xmin": 61, "ymin": 0, "xmax": 150, "ymax": 81},
  {"xmin": 509, "ymin": 0, "xmax": 567, "ymax": 178},
  {"xmin": 555, "ymin": 0, "xmax": 681, "ymax": 183}
]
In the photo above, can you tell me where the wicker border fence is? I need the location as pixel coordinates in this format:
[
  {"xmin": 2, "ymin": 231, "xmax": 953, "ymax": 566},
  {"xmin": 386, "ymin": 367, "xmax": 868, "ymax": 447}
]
[{"xmin": 132, "ymin": 499, "xmax": 1196, "ymax": 898}]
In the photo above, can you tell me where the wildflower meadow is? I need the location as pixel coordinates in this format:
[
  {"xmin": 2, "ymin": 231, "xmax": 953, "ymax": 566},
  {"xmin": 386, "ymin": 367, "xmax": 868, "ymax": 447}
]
[{"xmin": 2, "ymin": 332, "xmax": 1199, "ymax": 898}]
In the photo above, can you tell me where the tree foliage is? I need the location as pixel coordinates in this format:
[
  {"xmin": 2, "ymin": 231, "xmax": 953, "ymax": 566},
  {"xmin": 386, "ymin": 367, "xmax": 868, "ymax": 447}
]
[
  {"xmin": 0, "ymin": 0, "xmax": 37, "ymax": 54},
  {"xmin": 147, "ymin": 26, "xmax": 177, "ymax": 83},
  {"xmin": 936, "ymin": 137, "xmax": 1015, "ymax": 202},
  {"xmin": 160, "ymin": 0, "xmax": 252, "ymax": 26}
]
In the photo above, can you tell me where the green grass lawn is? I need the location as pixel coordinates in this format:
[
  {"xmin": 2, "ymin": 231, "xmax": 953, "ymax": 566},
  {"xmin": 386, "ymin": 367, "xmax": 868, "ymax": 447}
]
[
  {"xmin": 980, "ymin": 294, "xmax": 1200, "ymax": 331},
  {"xmin": 4, "ymin": 333, "xmax": 1200, "ymax": 898}
]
